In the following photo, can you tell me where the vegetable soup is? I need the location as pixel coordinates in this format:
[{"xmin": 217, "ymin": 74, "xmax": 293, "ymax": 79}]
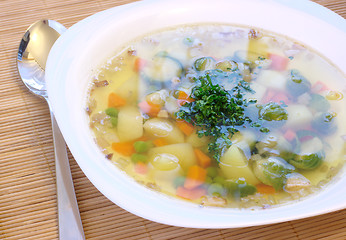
[{"xmin": 86, "ymin": 24, "xmax": 346, "ymax": 209}]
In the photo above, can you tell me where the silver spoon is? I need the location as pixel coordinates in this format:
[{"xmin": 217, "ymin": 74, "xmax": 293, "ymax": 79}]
[{"xmin": 17, "ymin": 20, "xmax": 85, "ymax": 240}]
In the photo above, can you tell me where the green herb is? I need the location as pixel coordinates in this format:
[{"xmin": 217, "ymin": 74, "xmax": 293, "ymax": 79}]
[{"xmin": 176, "ymin": 72, "xmax": 257, "ymax": 162}]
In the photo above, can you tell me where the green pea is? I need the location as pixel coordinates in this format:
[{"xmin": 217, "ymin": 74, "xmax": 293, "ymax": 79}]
[
  {"xmin": 105, "ymin": 107, "xmax": 119, "ymax": 117},
  {"xmin": 110, "ymin": 117, "xmax": 118, "ymax": 127},
  {"xmin": 207, "ymin": 183, "xmax": 224, "ymax": 196},
  {"xmin": 134, "ymin": 141, "xmax": 154, "ymax": 153},
  {"xmin": 205, "ymin": 176, "xmax": 213, "ymax": 185},
  {"xmin": 131, "ymin": 153, "xmax": 148, "ymax": 163},
  {"xmin": 213, "ymin": 176, "xmax": 226, "ymax": 185},
  {"xmin": 206, "ymin": 167, "xmax": 218, "ymax": 178}
]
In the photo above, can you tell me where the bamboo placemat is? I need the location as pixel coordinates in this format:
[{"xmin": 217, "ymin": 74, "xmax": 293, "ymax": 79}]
[{"xmin": 0, "ymin": 0, "xmax": 345, "ymax": 239}]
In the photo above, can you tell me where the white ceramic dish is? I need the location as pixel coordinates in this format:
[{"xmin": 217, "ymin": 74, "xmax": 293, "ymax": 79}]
[{"xmin": 46, "ymin": 0, "xmax": 346, "ymax": 228}]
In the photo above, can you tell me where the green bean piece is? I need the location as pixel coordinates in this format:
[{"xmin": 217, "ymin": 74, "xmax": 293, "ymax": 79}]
[
  {"xmin": 105, "ymin": 107, "xmax": 119, "ymax": 117},
  {"xmin": 131, "ymin": 153, "xmax": 148, "ymax": 163}
]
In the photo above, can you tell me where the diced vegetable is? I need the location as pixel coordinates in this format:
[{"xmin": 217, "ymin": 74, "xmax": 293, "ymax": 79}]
[
  {"xmin": 215, "ymin": 59, "xmax": 238, "ymax": 72},
  {"xmin": 112, "ymin": 141, "xmax": 136, "ymax": 157},
  {"xmin": 194, "ymin": 57, "xmax": 216, "ymax": 71},
  {"xmin": 145, "ymin": 90, "xmax": 168, "ymax": 106},
  {"xmin": 194, "ymin": 149, "xmax": 212, "ymax": 168},
  {"xmin": 176, "ymin": 186, "xmax": 206, "ymax": 200},
  {"xmin": 256, "ymin": 183, "xmax": 276, "ymax": 194},
  {"xmin": 225, "ymin": 179, "xmax": 257, "ymax": 198},
  {"xmin": 256, "ymin": 70, "xmax": 287, "ymax": 90},
  {"xmin": 134, "ymin": 57, "xmax": 146, "ymax": 72},
  {"xmin": 284, "ymin": 173, "xmax": 310, "ymax": 191},
  {"xmin": 131, "ymin": 153, "xmax": 148, "ymax": 163},
  {"xmin": 206, "ymin": 167, "xmax": 218, "ymax": 178},
  {"xmin": 184, "ymin": 165, "xmax": 207, "ymax": 189},
  {"xmin": 286, "ymin": 70, "xmax": 311, "ymax": 97},
  {"xmin": 253, "ymin": 156, "xmax": 295, "ymax": 190},
  {"xmin": 108, "ymin": 93, "xmax": 126, "ymax": 108},
  {"xmin": 153, "ymin": 138, "xmax": 168, "ymax": 147},
  {"xmin": 150, "ymin": 153, "xmax": 180, "ymax": 171},
  {"xmin": 143, "ymin": 118, "xmax": 184, "ymax": 144},
  {"xmin": 186, "ymin": 130, "xmax": 210, "ymax": 148},
  {"xmin": 308, "ymin": 94, "xmax": 330, "ymax": 112},
  {"xmin": 287, "ymin": 137, "xmax": 324, "ymax": 170},
  {"xmin": 148, "ymin": 143, "xmax": 197, "ymax": 171},
  {"xmin": 207, "ymin": 183, "xmax": 225, "ymax": 196},
  {"xmin": 134, "ymin": 162, "xmax": 148, "ymax": 174},
  {"xmin": 138, "ymin": 100, "xmax": 161, "ymax": 117},
  {"xmin": 142, "ymin": 52, "xmax": 184, "ymax": 82},
  {"xmin": 258, "ymin": 102, "xmax": 288, "ymax": 121},
  {"xmin": 105, "ymin": 107, "xmax": 119, "ymax": 117},
  {"xmin": 176, "ymin": 119, "xmax": 194, "ymax": 136},
  {"xmin": 117, "ymin": 106, "xmax": 143, "ymax": 142},
  {"xmin": 285, "ymin": 104, "xmax": 313, "ymax": 129},
  {"xmin": 220, "ymin": 145, "xmax": 260, "ymax": 185},
  {"xmin": 134, "ymin": 141, "xmax": 153, "ymax": 153},
  {"xmin": 268, "ymin": 53, "xmax": 289, "ymax": 71},
  {"xmin": 311, "ymin": 112, "xmax": 337, "ymax": 135}
]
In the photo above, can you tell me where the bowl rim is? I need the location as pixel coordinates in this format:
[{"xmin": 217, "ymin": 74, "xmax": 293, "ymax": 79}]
[{"xmin": 46, "ymin": 0, "xmax": 346, "ymax": 228}]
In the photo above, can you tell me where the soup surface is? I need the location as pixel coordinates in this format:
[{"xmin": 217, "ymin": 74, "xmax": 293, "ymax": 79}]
[{"xmin": 87, "ymin": 24, "xmax": 346, "ymax": 209}]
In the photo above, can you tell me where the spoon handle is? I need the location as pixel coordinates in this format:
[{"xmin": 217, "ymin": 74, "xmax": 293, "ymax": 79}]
[{"xmin": 50, "ymin": 111, "xmax": 85, "ymax": 240}]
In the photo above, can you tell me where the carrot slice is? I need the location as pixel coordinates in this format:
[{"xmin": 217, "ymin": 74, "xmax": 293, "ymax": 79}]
[
  {"xmin": 153, "ymin": 138, "xmax": 168, "ymax": 147},
  {"xmin": 111, "ymin": 141, "xmax": 135, "ymax": 156},
  {"xmin": 194, "ymin": 149, "xmax": 211, "ymax": 168},
  {"xmin": 138, "ymin": 100, "xmax": 161, "ymax": 117},
  {"xmin": 134, "ymin": 162, "xmax": 148, "ymax": 174},
  {"xmin": 177, "ymin": 90, "xmax": 195, "ymax": 106},
  {"xmin": 176, "ymin": 120, "xmax": 194, "ymax": 136},
  {"xmin": 176, "ymin": 186, "xmax": 206, "ymax": 200},
  {"xmin": 108, "ymin": 93, "xmax": 126, "ymax": 108},
  {"xmin": 134, "ymin": 57, "xmax": 146, "ymax": 72},
  {"xmin": 184, "ymin": 165, "xmax": 207, "ymax": 189},
  {"xmin": 256, "ymin": 183, "xmax": 276, "ymax": 195}
]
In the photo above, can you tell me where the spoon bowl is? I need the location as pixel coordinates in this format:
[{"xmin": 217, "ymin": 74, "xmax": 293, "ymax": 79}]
[{"xmin": 16, "ymin": 19, "xmax": 85, "ymax": 240}]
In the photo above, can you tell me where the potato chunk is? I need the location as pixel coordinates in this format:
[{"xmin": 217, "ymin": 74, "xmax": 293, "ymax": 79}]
[
  {"xmin": 148, "ymin": 143, "xmax": 197, "ymax": 171},
  {"xmin": 143, "ymin": 118, "xmax": 184, "ymax": 144},
  {"xmin": 220, "ymin": 145, "xmax": 260, "ymax": 185},
  {"xmin": 117, "ymin": 106, "xmax": 143, "ymax": 142}
]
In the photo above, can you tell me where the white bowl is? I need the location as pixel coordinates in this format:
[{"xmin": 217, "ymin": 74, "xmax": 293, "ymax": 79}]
[{"xmin": 46, "ymin": 0, "xmax": 346, "ymax": 228}]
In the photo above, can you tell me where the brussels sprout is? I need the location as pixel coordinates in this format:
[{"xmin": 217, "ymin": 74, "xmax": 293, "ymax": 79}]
[
  {"xmin": 194, "ymin": 57, "xmax": 216, "ymax": 71},
  {"xmin": 224, "ymin": 178, "xmax": 257, "ymax": 198},
  {"xmin": 286, "ymin": 70, "xmax": 311, "ymax": 97},
  {"xmin": 289, "ymin": 152, "xmax": 324, "ymax": 170},
  {"xmin": 215, "ymin": 59, "xmax": 238, "ymax": 72},
  {"xmin": 281, "ymin": 137, "xmax": 325, "ymax": 170},
  {"xmin": 311, "ymin": 112, "xmax": 337, "ymax": 135},
  {"xmin": 308, "ymin": 94, "xmax": 330, "ymax": 112},
  {"xmin": 258, "ymin": 102, "xmax": 288, "ymax": 121},
  {"xmin": 253, "ymin": 156, "xmax": 295, "ymax": 190}
]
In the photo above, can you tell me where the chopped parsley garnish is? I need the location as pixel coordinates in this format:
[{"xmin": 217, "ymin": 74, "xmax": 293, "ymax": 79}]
[{"xmin": 176, "ymin": 71, "xmax": 258, "ymax": 162}]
